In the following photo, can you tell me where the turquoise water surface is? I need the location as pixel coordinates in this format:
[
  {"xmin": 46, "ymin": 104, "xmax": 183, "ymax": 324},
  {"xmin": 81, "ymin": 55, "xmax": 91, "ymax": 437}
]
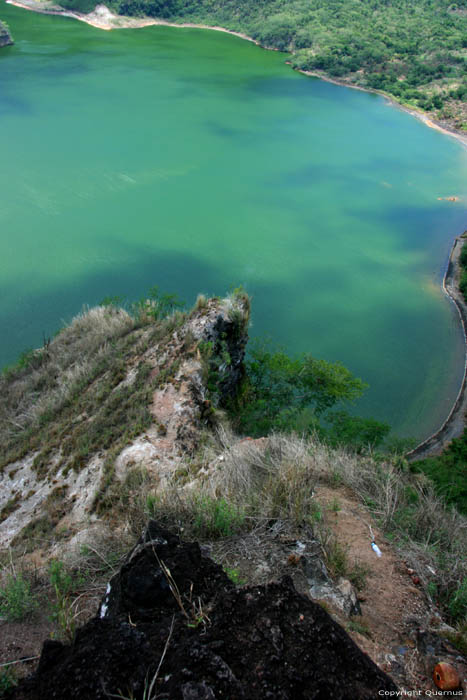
[{"xmin": 1, "ymin": 2, "xmax": 466, "ymax": 438}]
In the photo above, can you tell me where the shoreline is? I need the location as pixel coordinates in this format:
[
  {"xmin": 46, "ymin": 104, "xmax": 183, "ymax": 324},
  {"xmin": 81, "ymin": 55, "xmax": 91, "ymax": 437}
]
[
  {"xmin": 5, "ymin": 0, "xmax": 260, "ymax": 42},
  {"xmin": 6, "ymin": 0, "xmax": 467, "ymax": 146},
  {"xmin": 5, "ymin": 0, "xmax": 467, "ymax": 453},
  {"xmin": 291, "ymin": 66, "xmax": 467, "ymax": 148},
  {"xmin": 407, "ymin": 232, "xmax": 467, "ymax": 460}
]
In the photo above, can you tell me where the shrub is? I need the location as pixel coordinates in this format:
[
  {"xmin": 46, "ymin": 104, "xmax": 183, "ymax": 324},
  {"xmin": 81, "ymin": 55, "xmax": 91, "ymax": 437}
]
[
  {"xmin": 192, "ymin": 496, "xmax": 246, "ymax": 538},
  {"xmin": 412, "ymin": 428, "xmax": 467, "ymax": 514},
  {"xmin": 460, "ymin": 269, "xmax": 467, "ymax": 302},
  {"xmin": 0, "ymin": 668, "xmax": 17, "ymax": 693},
  {"xmin": 460, "ymin": 241, "xmax": 467, "ymax": 269},
  {"xmin": 0, "ymin": 573, "xmax": 37, "ymax": 621},
  {"xmin": 327, "ymin": 411, "xmax": 390, "ymax": 451},
  {"xmin": 133, "ymin": 286, "xmax": 185, "ymax": 322},
  {"xmin": 449, "ymin": 578, "xmax": 467, "ymax": 621}
]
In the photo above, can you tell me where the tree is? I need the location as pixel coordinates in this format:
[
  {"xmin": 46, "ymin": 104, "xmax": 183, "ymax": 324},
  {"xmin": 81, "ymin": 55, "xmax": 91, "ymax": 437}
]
[{"xmin": 232, "ymin": 338, "xmax": 367, "ymax": 436}]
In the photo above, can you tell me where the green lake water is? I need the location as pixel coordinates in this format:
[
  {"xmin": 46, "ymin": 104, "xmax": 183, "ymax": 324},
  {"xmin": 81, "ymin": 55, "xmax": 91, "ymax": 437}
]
[{"xmin": 1, "ymin": 2, "xmax": 466, "ymax": 438}]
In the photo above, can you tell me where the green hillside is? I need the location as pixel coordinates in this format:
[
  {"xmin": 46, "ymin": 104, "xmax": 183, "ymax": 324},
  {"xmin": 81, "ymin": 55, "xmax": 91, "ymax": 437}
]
[{"xmin": 60, "ymin": 0, "xmax": 466, "ymax": 130}]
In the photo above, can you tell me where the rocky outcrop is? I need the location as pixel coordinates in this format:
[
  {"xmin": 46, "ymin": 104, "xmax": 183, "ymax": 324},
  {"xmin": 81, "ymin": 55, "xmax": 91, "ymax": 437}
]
[
  {"xmin": 0, "ymin": 20, "xmax": 13, "ymax": 47},
  {"xmin": 302, "ymin": 550, "xmax": 361, "ymax": 617},
  {"xmin": 12, "ymin": 521, "xmax": 398, "ymax": 699},
  {"xmin": 0, "ymin": 294, "xmax": 250, "ymax": 550}
]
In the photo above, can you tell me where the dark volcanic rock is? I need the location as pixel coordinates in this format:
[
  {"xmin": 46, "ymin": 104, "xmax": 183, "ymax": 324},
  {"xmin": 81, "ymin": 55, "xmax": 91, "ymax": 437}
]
[
  {"xmin": 100, "ymin": 521, "xmax": 234, "ymax": 623},
  {"xmin": 13, "ymin": 522, "xmax": 398, "ymax": 699}
]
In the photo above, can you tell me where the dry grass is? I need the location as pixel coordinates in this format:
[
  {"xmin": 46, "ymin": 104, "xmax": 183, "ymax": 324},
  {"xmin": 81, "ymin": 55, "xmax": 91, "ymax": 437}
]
[
  {"xmin": 0, "ymin": 306, "xmax": 135, "ymax": 446},
  {"xmin": 221, "ymin": 288, "xmax": 251, "ymax": 337},
  {"xmin": 123, "ymin": 430, "xmax": 466, "ymax": 625}
]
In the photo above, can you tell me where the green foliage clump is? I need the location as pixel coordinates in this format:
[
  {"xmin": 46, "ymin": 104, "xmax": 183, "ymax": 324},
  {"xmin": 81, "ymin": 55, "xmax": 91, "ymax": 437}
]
[
  {"xmin": 327, "ymin": 411, "xmax": 391, "ymax": 452},
  {"xmin": 56, "ymin": 0, "xmax": 97, "ymax": 11},
  {"xmin": 192, "ymin": 496, "xmax": 246, "ymax": 538},
  {"xmin": 0, "ymin": 573, "xmax": 37, "ymax": 621},
  {"xmin": 459, "ymin": 240, "xmax": 467, "ymax": 304},
  {"xmin": 0, "ymin": 668, "xmax": 17, "ymax": 694},
  {"xmin": 133, "ymin": 285, "xmax": 185, "ymax": 322},
  {"xmin": 48, "ymin": 560, "xmax": 83, "ymax": 640},
  {"xmin": 448, "ymin": 577, "xmax": 467, "ymax": 621},
  {"xmin": 230, "ymin": 338, "xmax": 390, "ymax": 447},
  {"xmin": 223, "ymin": 566, "xmax": 246, "ymax": 586},
  {"xmin": 411, "ymin": 427, "xmax": 467, "ymax": 514}
]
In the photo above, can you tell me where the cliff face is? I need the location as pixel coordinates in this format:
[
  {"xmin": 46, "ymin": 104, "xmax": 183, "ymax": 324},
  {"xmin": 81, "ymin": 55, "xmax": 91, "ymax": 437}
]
[
  {"xmin": 0, "ymin": 292, "xmax": 250, "ymax": 551},
  {"xmin": 0, "ymin": 20, "xmax": 13, "ymax": 47}
]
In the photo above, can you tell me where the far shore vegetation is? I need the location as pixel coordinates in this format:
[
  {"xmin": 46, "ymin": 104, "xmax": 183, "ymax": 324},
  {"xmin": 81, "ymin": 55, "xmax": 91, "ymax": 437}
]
[
  {"xmin": 459, "ymin": 238, "xmax": 467, "ymax": 304},
  {"xmin": 55, "ymin": 0, "xmax": 466, "ymax": 131}
]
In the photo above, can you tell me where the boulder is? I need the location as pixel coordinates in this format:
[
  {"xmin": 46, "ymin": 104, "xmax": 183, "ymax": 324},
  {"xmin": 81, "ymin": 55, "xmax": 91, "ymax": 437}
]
[{"xmin": 13, "ymin": 522, "xmax": 398, "ymax": 699}]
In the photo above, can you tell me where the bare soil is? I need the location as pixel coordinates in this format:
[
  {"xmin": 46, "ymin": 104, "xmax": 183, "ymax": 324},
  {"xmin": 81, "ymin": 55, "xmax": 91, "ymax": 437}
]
[{"xmin": 210, "ymin": 485, "xmax": 467, "ymax": 693}]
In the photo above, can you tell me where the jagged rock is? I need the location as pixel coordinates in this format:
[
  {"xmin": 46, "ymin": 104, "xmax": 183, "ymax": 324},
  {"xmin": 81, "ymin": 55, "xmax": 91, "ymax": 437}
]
[
  {"xmin": 12, "ymin": 522, "xmax": 398, "ymax": 699},
  {"xmin": 302, "ymin": 553, "xmax": 361, "ymax": 616},
  {"xmin": 335, "ymin": 577, "xmax": 362, "ymax": 616},
  {"xmin": 99, "ymin": 521, "xmax": 234, "ymax": 623},
  {"xmin": 0, "ymin": 20, "xmax": 13, "ymax": 47}
]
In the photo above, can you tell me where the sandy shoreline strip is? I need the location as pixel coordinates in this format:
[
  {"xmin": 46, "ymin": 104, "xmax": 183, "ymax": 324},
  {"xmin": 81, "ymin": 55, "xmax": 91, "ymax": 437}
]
[
  {"xmin": 293, "ymin": 66, "xmax": 467, "ymax": 148},
  {"xmin": 6, "ymin": 0, "xmax": 260, "ymax": 41},
  {"xmin": 407, "ymin": 233, "xmax": 467, "ymax": 459}
]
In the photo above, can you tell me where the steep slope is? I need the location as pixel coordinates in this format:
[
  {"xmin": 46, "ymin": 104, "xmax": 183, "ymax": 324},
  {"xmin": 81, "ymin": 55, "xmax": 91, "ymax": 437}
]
[{"xmin": 0, "ymin": 292, "xmax": 249, "ymax": 551}]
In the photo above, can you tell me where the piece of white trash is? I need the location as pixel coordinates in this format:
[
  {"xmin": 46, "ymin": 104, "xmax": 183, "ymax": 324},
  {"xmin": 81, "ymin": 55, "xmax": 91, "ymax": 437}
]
[{"xmin": 371, "ymin": 542, "xmax": 382, "ymax": 557}]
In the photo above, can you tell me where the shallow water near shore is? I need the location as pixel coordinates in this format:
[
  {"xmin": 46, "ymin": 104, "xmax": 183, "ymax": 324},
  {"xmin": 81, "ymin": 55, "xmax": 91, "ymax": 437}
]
[{"xmin": 1, "ymin": 2, "xmax": 466, "ymax": 438}]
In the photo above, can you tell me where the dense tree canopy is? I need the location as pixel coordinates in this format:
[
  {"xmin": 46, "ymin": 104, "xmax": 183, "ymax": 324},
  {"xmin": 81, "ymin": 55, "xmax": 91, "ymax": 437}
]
[{"xmin": 228, "ymin": 339, "xmax": 390, "ymax": 450}]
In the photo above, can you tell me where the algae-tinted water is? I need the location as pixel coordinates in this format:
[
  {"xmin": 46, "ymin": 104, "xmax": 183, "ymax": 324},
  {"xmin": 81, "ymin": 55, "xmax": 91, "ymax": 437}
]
[{"xmin": 0, "ymin": 2, "xmax": 466, "ymax": 438}]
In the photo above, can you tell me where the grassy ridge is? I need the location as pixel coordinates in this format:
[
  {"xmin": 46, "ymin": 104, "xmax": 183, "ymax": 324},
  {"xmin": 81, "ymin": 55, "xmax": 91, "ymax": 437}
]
[{"xmin": 59, "ymin": 0, "xmax": 466, "ymax": 130}]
